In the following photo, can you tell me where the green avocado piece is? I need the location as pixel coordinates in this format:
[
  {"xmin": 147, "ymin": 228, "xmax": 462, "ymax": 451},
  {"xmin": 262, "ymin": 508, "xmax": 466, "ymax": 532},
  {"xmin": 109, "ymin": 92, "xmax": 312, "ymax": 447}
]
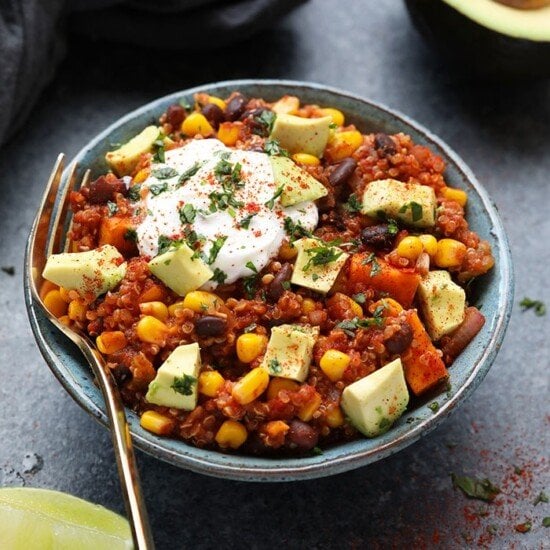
[
  {"xmin": 270, "ymin": 113, "xmax": 332, "ymax": 157},
  {"xmin": 106, "ymin": 126, "xmax": 161, "ymax": 176},
  {"xmin": 42, "ymin": 245, "xmax": 126, "ymax": 298},
  {"xmin": 270, "ymin": 156, "xmax": 328, "ymax": 206},
  {"xmin": 148, "ymin": 243, "xmax": 213, "ymax": 296},
  {"xmin": 405, "ymin": 0, "xmax": 550, "ymax": 79},
  {"xmin": 341, "ymin": 358, "xmax": 410, "ymax": 438}
]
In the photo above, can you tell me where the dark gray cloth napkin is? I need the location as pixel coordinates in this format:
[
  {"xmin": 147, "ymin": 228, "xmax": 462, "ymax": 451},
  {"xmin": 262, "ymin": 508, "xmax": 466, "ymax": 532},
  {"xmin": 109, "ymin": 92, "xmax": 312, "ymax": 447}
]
[{"xmin": 0, "ymin": 0, "xmax": 306, "ymax": 147}]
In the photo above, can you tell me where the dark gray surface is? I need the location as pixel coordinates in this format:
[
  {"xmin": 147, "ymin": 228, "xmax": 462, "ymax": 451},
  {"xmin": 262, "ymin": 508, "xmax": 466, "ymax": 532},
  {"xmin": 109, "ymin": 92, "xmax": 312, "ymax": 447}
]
[{"xmin": 0, "ymin": 1, "xmax": 548, "ymax": 548}]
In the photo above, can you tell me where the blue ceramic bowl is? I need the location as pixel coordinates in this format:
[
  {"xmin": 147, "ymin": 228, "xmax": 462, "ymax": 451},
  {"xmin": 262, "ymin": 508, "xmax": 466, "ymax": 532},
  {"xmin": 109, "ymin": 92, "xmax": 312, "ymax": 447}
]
[{"xmin": 25, "ymin": 80, "xmax": 513, "ymax": 481}]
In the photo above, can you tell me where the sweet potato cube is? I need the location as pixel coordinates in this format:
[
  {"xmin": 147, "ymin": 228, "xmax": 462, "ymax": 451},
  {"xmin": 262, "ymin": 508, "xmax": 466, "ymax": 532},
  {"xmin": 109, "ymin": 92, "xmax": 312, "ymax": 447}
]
[{"xmin": 98, "ymin": 216, "xmax": 137, "ymax": 256}]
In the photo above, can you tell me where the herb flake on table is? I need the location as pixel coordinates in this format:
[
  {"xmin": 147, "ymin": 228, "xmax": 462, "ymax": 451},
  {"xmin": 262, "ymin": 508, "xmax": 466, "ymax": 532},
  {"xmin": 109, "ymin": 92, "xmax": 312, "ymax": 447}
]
[
  {"xmin": 451, "ymin": 474, "xmax": 500, "ymax": 502},
  {"xmin": 520, "ymin": 297, "xmax": 546, "ymax": 316},
  {"xmin": 543, "ymin": 517, "xmax": 550, "ymax": 528},
  {"xmin": 533, "ymin": 491, "xmax": 548, "ymax": 505},
  {"xmin": 1, "ymin": 266, "xmax": 15, "ymax": 276}
]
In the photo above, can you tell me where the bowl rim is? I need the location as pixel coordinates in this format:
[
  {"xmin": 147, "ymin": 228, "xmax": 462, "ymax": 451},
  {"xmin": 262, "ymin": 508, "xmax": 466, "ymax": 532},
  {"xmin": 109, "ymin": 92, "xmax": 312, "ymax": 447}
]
[{"xmin": 24, "ymin": 79, "xmax": 514, "ymax": 481}]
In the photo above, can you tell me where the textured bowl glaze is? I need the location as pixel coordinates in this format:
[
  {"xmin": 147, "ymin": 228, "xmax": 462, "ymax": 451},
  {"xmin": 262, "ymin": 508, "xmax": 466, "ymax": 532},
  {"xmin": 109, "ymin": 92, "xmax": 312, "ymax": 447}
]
[{"xmin": 24, "ymin": 80, "xmax": 513, "ymax": 481}]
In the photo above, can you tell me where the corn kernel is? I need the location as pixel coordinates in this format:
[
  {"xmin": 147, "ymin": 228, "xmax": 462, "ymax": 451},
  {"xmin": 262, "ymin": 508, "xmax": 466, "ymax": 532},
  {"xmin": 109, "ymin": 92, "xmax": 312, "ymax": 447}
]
[
  {"xmin": 396, "ymin": 236, "xmax": 423, "ymax": 261},
  {"xmin": 236, "ymin": 333, "xmax": 268, "ymax": 363},
  {"xmin": 96, "ymin": 331, "xmax": 127, "ymax": 354},
  {"xmin": 40, "ymin": 280, "xmax": 58, "ymax": 301},
  {"xmin": 434, "ymin": 238, "xmax": 467, "ymax": 268},
  {"xmin": 442, "ymin": 187, "xmax": 468, "ymax": 208},
  {"xmin": 68, "ymin": 299, "xmax": 87, "ymax": 322},
  {"xmin": 44, "ymin": 289, "xmax": 68, "ymax": 318},
  {"xmin": 58, "ymin": 315, "xmax": 71, "ymax": 327},
  {"xmin": 232, "ymin": 367, "xmax": 269, "ymax": 405},
  {"xmin": 181, "ymin": 112, "xmax": 214, "ymax": 137},
  {"xmin": 140, "ymin": 410, "xmax": 174, "ymax": 435},
  {"xmin": 207, "ymin": 95, "xmax": 226, "ymax": 110},
  {"xmin": 138, "ymin": 284, "xmax": 166, "ymax": 303},
  {"xmin": 265, "ymin": 420, "xmax": 290, "ymax": 438},
  {"xmin": 326, "ymin": 130, "xmax": 363, "ymax": 162},
  {"xmin": 319, "ymin": 350, "xmax": 350, "ymax": 382},
  {"xmin": 59, "ymin": 287, "xmax": 72, "ymax": 303},
  {"xmin": 301, "ymin": 298, "xmax": 317, "ymax": 314},
  {"xmin": 325, "ymin": 406, "xmax": 345, "ymax": 428},
  {"xmin": 319, "ymin": 107, "xmax": 345, "ymax": 127},
  {"xmin": 418, "ymin": 234, "xmax": 438, "ymax": 257},
  {"xmin": 133, "ymin": 168, "xmax": 150, "ymax": 184},
  {"xmin": 182, "ymin": 290, "xmax": 221, "ymax": 313},
  {"xmin": 266, "ymin": 378, "xmax": 300, "ymax": 400},
  {"xmin": 136, "ymin": 315, "xmax": 168, "ymax": 345},
  {"xmin": 298, "ymin": 391, "xmax": 322, "ymax": 422},
  {"xmin": 199, "ymin": 371, "xmax": 225, "ymax": 397},
  {"xmin": 168, "ymin": 301, "xmax": 185, "ymax": 316},
  {"xmin": 371, "ymin": 297, "xmax": 403, "ymax": 316},
  {"xmin": 215, "ymin": 420, "xmax": 248, "ymax": 449},
  {"xmin": 217, "ymin": 122, "xmax": 241, "ymax": 146},
  {"xmin": 347, "ymin": 297, "xmax": 363, "ymax": 318},
  {"xmin": 272, "ymin": 95, "xmax": 300, "ymax": 115},
  {"xmin": 291, "ymin": 153, "xmax": 320, "ymax": 166},
  {"xmin": 139, "ymin": 301, "xmax": 169, "ymax": 322}
]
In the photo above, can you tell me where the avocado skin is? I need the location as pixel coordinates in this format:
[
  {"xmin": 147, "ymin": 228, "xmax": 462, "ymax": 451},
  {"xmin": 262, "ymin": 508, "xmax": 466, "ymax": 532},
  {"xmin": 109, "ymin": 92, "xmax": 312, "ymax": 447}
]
[{"xmin": 405, "ymin": 0, "xmax": 550, "ymax": 79}]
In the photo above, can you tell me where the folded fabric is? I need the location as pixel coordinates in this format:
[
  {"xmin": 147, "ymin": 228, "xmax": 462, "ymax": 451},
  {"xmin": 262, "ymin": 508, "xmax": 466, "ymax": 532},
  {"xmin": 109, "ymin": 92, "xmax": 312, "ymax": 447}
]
[{"xmin": 0, "ymin": 0, "xmax": 306, "ymax": 147}]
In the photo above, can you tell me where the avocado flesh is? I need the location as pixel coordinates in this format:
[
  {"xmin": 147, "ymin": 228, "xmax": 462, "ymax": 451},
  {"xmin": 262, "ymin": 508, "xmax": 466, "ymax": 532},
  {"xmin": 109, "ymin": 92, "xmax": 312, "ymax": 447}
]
[{"xmin": 406, "ymin": 0, "xmax": 550, "ymax": 78}]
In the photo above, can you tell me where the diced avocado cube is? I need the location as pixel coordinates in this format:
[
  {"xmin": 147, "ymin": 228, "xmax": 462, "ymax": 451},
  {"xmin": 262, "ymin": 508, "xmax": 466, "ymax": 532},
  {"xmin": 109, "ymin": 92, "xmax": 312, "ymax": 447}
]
[
  {"xmin": 270, "ymin": 156, "xmax": 328, "ymax": 206},
  {"xmin": 145, "ymin": 343, "xmax": 201, "ymax": 410},
  {"xmin": 42, "ymin": 245, "xmax": 126, "ymax": 298},
  {"xmin": 148, "ymin": 244, "xmax": 213, "ymax": 296},
  {"xmin": 270, "ymin": 114, "xmax": 332, "ymax": 158},
  {"xmin": 361, "ymin": 178, "xmax": 436, "ymax": 228},
  {"xmin": 106, "ymin": 126, "xmax": 161, "ymax": 176},
  {"xmin": 261, "ymin": 324, "xmax": 320, "ymax": 382},
  {"xmin": 341, "ymin": 358, "xmax": 409, "ymax": 437},
  {"xmin": 290, "ymin": 238, "xmax": 349, "ymax": 294},
  {"xmin": 417, "ymin": 270, "xmax": 466, "ymax": 341}
]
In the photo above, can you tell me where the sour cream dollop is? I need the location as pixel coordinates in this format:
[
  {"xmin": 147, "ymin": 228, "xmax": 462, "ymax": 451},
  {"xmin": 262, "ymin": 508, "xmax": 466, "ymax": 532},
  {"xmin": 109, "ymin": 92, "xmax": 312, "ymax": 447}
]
[{"xmin": 136, "ymin": 139, "xmax": 318, "ymax": 287}]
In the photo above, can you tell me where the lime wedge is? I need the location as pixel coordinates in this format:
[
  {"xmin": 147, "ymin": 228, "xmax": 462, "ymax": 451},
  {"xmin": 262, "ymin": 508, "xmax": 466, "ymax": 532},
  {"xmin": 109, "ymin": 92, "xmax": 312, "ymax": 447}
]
[{"xmin": 0, "ymin": 487, "xmax": 133, "ymax": 550}]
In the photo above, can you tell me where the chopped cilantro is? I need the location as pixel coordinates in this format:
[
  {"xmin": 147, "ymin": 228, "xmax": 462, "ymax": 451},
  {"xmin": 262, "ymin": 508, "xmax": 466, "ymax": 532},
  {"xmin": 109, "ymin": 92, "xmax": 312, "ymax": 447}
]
[
  {"xmin": 303, "ymin": 242, "xmax": 343, "ymax": 270},
  {"xmin": 311, "ymin": 273, "xmax": 319, "ymax": 281},
  {"xmin": 149, "ymin": 181, "xmax": 168, "ymax": 196},
  {"xmin": 268, "ymin": 358, "xmax": 282, "ymax": 375},
  {"xmin": 253, "ymin": 110, "xmax": 276, "ymax": 136},
  {"xmin": 264, "ymin": 138, "xmax": 289, "ymax": 157},
  {"xmin": 128, "ymin": 185, "xmax": 141, "ymax": 201},
  {"xmin": 428, "ymin": 401, "xmax": 439, "ymax": 413},
  {"xmin": 157, "ymin": 235, "xmax": 181, "ymax": 255},
  {"xmin": 281, "ymin": 280, "xmax": 291, "ymax": 290},
  {"xmin": 336, "ymin": 311, "xmax": 384, "ymax": 337},
  {"xmin": 151, "ymin": 166, "xmax": 178, "ymax": 180},
  {"xmin": 239, "ymin": 213, "xmax": 256, "ymax": 229},
  {"xmin": 179, "ymin": 204, "xmax": 196, "ymax": 224},
  {"xmin": 451, "ymin": 474, "xmax": 500, "ymax": 502},
  {"xmin": 312, "ymin": 446, "xmax": 324, "ymax": 456},
  {"xmin": 520, "ymin": 297, "xmax": 546, "ymax": 316},
  {"xmin": 543, "ymin": 517, "xmax": 550, "ymax": 528},
  {"xmin": 210, "ymin": 268, "xmax": 227, "ymax": 284},
  {"xmin": 179, "ymin": 98, "xmax": 193, "ymax": 111},
  {"xmin": 245, "ymin": 261, "xmax": 258, "ymax": 273},
  {"xmin": 264, "ymin": 185, "xmax": 284, "ymax": 209},
  {"xmin": 177, "ymin": 162, "xmax": 202, "ymax": 186},
  {"xmin": 399, "ymin": 201, "xmax": 423, "ymax": 222},
  {"xmin": 171, "ymin": 374, "xmax": 196, "ymax": 396},
  {"xmin": 387, "ymin": 218, "xmax": 399, "ymax": 235},
  {"xmin": 361, "ymin": 252, "xmax": 381, "ymax": 276},
  {"xmin": 534, "ymin": 491, "xmax": 549, "ymax": 506},
  {"xmin": 328, "ymin": 122, "xmax": 338, "ymax": 130},
  {"xmin": 378, "ymin": 417, "xmax": 392, "ymax": 432},
  {"xmin": 1, "ymin": 266, "xmax": 15, "ymax": 276},
  {"xmin": 152, "ymin": 133, "xmax": 166, "ymax": 163},
  {"xmin": 283, "ymin": 217, "xmax": 313, "ymax": 241},
  {"xmin": 344, "ymin": 194, "xmax": 362, "ymax": 213},
  {"xmin": 206, "ymin": 236, "xmax": 227, "ymax": 264},
  {"xmin": 242, "ymin": 275, "xmax": 258, "ymax": 299},
  {"xmin": 106, "ymin": 201, "xmax": 118, "ymax": 217},
  {"xmin": 352, "ymin": 292, "xmax": 366, "ymax": 304},
  {"xmin": 124, "ymin": 228, "xmax": 137, "ymax": 242}
]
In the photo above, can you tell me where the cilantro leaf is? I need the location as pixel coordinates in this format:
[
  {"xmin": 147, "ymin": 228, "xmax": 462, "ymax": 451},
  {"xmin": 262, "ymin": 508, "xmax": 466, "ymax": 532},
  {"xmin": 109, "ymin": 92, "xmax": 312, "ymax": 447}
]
[
  {"xmin": 171, "ymin": 374, "xmax": 196, "ymax": 396},
  {"xmin": 451, "ymin": 474, "xmax": 501, "ymax": 502},
  {"xmin": 264, "ymin": 138, "xmax": 289, "ymax": 157},
  {"xmin": 206, "ymin": 236, "xmax": 227, "ymax": 264},
  {"xmin": 151, "ymin": 167, "xmax": 178, "ymax": 180},
  {"xmin": 210, "ymin": 268, "xmax": 227, "ymax": 284},
  {"xmin": 303, "ymin": 242, "xmax": 343, "ymax": 270},
  {"xmin": 264, "ymin": 185, "xmax": 284, "ymax": 209},
  {"xmin": 344, "ymin": 194, "xmax": 362, "ymax": 213},
  {"xmin": 179, "ymin": 204, "xmax": 196, "ymax": 224},
  {"xmin": 106, "ymin": 201, "xmax": 118, "ymax": 217},
  {"xmin": 399, "ymin": 201, "xmax": 423, "ymax": 222},
  {"xmin": 177, "ymin": 162, "xmax": 202, "ymax": 186},
  {"xmin": 149, "ymin": 181, "xmax": 168, "ymax": 196},
  {"xmin": 128, "ymin": 185, "xmax": 141, "ymax": 201},
  {"xmin": 239, "ymin": 213, "xmax": 256, "ymax": 229}
]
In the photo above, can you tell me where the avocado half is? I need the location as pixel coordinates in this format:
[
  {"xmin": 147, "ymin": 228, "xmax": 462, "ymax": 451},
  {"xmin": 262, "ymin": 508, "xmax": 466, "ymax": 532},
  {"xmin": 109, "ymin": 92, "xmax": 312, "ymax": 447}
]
[{"xmin": 405, "ymin": 0, "xmax": 550, "ymax": 79}]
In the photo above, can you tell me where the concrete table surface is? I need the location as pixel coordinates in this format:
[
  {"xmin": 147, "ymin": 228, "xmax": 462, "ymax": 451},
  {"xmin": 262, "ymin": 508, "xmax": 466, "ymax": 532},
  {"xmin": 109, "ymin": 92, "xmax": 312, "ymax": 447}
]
[{"xmin": 0, "ymin": 1, "xmax": 548, "ymax": 548}]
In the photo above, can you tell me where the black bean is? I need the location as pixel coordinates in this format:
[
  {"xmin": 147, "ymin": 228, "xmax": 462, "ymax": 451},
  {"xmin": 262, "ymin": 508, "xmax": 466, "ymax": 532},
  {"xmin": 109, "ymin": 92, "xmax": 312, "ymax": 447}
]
[
  {"xmin": 374, "ymin": 133, "xmax": 397, "ymax": 156},
  {"xmin": 328, "ymin": 158, "xmax": 357, "ymax": 187},
  {"xmin": 239, "ymin": 107, "xmax": 267, "ymax": 121},
  {"xmin": 195, "ymin": 315, "xmax": 227, "ymax": 337},
  {"xmin": 266, "ymin": 263, "xmax": 293, "ymax": 302},
  {"xmin": 224, "ymin": 93, "xmax": 248, "ymax": 121},
  {"xmin": 360, "ymin": 224, "xmax": 396, "ymax": 250},
  {"xmin": 385, "ymin": 323, "xmax": 413, "ymax": 355},
  {"xmin": 201, "ymin": 103, "xmax": 224, "ymax": 128},
  {"xmin": 166, "ymin": 104, "xmax": 185, "ymax": 128},
  {"xmin": 287, "ymin": 420, "xmax": 319, "ymax": 451}
]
